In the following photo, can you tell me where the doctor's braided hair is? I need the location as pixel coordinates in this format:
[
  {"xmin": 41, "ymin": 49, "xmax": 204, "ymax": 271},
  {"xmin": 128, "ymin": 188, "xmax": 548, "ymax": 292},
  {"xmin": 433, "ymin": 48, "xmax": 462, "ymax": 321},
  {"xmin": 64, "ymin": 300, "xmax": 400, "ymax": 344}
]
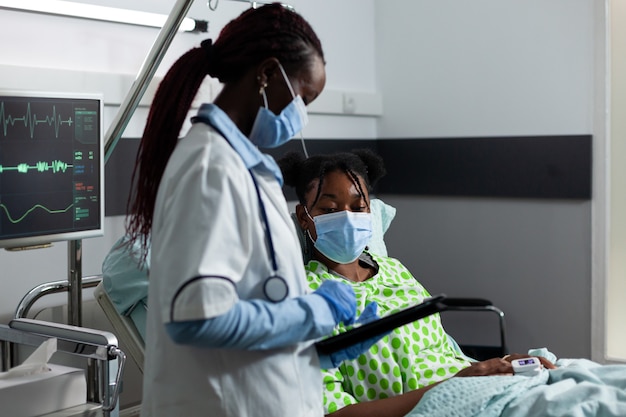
[
  {"xmin": 278, "ymin": 148, "xmax": 387, "ymax": 208},
  {"xmin": 126, "ymin": 3, "xmax": 324, "ymax": 252}
]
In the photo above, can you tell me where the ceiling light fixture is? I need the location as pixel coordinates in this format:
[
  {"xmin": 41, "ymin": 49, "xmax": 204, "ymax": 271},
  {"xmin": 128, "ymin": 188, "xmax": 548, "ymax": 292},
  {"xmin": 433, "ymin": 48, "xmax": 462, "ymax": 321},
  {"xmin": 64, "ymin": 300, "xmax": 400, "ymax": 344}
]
[
  {"xmin": 0, "ymin": 0, "xmax": 208, "ymax": 32},
  {"xmin": 208, "ymin": 0, "xmax": 294, "ymax": 12}
]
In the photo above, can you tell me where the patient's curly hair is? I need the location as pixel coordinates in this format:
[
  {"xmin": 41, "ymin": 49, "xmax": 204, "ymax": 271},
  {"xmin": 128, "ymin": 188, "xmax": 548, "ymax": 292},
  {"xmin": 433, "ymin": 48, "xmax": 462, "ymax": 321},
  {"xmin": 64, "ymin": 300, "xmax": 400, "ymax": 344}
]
[{"xmin": 278, "ymin": 148, "xmax": 387, "ymax": 207}]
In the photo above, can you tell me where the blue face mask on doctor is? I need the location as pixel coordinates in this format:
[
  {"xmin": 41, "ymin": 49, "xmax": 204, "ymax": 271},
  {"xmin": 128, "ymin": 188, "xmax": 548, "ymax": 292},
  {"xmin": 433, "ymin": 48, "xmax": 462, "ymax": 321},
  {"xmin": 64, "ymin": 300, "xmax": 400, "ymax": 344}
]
[
  {"xmin": 249, "ymin": 62, "xmax": 309, "ymax": 149},
  {"xmin": 306, "ymin": 209, "xmax": 373, "ymax": 264}
]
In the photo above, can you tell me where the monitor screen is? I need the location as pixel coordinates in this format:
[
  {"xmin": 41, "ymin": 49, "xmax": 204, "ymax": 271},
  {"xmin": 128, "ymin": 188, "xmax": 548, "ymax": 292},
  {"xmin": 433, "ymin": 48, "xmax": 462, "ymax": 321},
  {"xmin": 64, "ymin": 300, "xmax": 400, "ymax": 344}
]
[{"xmin": 0, "ymin": 90, "xmax": 104, "ymax": 250}]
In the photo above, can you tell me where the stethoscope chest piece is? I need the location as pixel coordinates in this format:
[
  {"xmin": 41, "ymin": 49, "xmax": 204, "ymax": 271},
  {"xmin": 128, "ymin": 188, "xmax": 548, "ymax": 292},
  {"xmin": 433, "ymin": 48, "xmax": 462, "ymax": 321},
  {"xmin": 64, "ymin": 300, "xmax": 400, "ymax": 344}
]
[{"xmin": 264, "ymin": 276, "xmax": 289, "ymax": 302}]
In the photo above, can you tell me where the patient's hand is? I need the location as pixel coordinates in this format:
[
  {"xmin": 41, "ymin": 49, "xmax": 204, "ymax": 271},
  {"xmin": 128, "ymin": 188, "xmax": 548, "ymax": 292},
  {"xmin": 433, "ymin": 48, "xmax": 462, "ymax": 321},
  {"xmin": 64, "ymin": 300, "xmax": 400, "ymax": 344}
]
[
  {"xmin": 454, "ymin": 358, "xmax": 514, "ymax": 377},
  {"xmin": 502, "ymin": 353, "xmax": 557, "ymax": 369},
  {"xmin": 455, "ymin": 353, "xmax": 558, "ymax": 379}
]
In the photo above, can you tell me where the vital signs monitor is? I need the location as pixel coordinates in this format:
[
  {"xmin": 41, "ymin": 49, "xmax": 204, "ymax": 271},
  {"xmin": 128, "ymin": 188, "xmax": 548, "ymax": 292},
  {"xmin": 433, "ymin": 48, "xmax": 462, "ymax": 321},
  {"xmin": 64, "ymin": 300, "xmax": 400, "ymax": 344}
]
[{"xmin": 0, "ymin": 90, "xmax": 104, "ymax": 250}]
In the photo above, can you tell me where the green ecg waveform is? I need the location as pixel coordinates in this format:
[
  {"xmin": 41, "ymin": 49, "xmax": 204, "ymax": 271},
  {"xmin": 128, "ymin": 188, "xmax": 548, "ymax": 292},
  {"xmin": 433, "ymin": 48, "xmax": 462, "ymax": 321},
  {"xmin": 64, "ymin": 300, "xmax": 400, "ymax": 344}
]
[
  {"xmin": 0, "ymin": 160, "xmax": 72, "ymax": 174},
  {"xmin": 1, "ymin": 101, "xmax": 74, "ymax": 138},
  {"xmin": 0, "ymin": 203, "xmax": 74, "ymax": 224}
]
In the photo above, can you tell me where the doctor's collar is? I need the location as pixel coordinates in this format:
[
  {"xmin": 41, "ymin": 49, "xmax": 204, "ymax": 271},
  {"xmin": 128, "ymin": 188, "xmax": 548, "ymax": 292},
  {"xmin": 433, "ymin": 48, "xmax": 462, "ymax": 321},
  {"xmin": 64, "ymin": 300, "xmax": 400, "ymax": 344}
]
[{"xmin": 192, "ymin": 103, "xmax": 283, "ymax": 185}]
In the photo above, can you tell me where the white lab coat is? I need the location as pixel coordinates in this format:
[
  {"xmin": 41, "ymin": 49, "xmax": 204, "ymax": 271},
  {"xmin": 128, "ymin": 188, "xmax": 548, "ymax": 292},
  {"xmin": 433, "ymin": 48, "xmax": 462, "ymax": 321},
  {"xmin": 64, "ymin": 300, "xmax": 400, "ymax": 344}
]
[{"xmin": 141, "ymin": 122, "xmax": 323, "ymax": 417}]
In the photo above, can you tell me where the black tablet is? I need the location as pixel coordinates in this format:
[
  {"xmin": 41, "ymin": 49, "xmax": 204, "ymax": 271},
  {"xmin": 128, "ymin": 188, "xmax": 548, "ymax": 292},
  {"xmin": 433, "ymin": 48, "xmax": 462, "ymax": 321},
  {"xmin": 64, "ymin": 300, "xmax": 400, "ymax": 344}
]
[{"xmin": 315, "ymin": 294, "xmax": 448, "ymax": 355}]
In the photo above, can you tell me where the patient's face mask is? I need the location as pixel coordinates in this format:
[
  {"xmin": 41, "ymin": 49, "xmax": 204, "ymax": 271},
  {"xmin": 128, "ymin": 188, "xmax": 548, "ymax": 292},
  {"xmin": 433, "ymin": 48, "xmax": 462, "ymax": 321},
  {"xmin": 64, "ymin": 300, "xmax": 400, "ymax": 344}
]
[
  {"xmin": 306, "ymin": 209, "xmax": 373, "ymax": 264},
  {"xmin": 249, "ymin": 63, "xmax": 309, "ymax": 149}
]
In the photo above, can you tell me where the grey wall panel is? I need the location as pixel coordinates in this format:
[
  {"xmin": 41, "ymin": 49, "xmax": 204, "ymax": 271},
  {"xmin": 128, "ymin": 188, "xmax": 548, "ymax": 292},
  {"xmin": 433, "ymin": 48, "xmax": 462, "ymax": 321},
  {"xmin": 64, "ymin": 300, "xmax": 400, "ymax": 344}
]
[
  {"xmin": 105, "ymin": 138, "xmax": 140, "ymax": 216},
  {"xmin": 376, "ymin": 135, "xmax": 591, "ymax": 199},
  {"xmin": 106, "ymin": 136, "xmax": 592, "ymax": 216}
]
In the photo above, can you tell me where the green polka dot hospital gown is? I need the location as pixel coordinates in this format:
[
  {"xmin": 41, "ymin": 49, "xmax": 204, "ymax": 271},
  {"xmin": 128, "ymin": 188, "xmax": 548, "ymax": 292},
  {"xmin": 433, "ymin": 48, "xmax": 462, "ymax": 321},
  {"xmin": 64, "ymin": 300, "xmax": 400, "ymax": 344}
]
[{"xmin": 305, "ymin": 253, "xmax": 473, "ymax": 414}]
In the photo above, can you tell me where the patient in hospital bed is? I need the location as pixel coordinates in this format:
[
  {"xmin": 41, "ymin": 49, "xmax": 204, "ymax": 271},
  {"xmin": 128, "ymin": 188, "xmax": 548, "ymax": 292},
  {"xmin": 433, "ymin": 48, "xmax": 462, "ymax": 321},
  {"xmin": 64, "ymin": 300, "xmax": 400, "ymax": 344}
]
[
  {"xmin": 278, "ymin": 148, "xmax": 626, "ymax": 417},
  {"xmin": 101, "ymin": 235, "xmax": 149, "ymax": 342},
  {"xmin": 102, "ymin": 147, "xmax": 626, "ymax": 417}
]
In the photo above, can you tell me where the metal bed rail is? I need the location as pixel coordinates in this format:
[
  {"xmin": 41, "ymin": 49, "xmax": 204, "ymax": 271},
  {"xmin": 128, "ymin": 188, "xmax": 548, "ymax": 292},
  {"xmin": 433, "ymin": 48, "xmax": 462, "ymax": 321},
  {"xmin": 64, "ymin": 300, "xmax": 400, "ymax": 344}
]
[
  {"xmin": 0, "ymin": 318, "xmax": 126, "ymax": 415},
  {"xmin": 14, "ymin": 275, "xmax": 103, "ymax": 320}
]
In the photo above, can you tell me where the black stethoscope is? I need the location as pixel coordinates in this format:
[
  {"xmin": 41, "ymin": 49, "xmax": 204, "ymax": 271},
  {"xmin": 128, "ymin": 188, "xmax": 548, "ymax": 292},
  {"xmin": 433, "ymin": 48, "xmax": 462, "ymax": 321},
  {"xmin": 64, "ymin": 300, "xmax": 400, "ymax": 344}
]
[{"xmin": 191, "ymin": 115, "xmax": 289, "ymax": 302}]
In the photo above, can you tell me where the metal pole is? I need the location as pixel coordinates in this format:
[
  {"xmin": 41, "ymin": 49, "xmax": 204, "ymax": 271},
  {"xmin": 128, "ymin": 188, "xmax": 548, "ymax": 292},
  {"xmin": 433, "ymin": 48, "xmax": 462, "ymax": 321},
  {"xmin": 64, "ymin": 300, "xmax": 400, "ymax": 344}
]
[
  {"xmin": 68, "ymin": 240, "xmax": 83, "ymax": 326},
  {"xmin": 0, "ymin": 340, "xmax": 9, "ymax": 371},
  {"xmin": 104, "ymin": 0, "xmax": 197, "ymax": 163}
]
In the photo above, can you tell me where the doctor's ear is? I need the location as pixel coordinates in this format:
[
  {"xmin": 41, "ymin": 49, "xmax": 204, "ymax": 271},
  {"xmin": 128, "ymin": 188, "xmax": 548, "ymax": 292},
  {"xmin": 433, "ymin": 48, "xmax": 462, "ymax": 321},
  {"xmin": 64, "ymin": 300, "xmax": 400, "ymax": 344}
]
[{"xmin": 256, "ymin": 58, "xmax": 282, "ymax": 89}]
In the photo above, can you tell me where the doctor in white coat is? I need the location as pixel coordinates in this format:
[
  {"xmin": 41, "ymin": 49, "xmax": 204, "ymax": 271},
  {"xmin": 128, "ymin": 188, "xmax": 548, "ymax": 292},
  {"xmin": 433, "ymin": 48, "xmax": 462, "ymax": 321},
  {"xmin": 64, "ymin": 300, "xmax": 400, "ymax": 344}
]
[{"xmin": 121, "ymin": 4, "xmax": 378, "ymax": 417}]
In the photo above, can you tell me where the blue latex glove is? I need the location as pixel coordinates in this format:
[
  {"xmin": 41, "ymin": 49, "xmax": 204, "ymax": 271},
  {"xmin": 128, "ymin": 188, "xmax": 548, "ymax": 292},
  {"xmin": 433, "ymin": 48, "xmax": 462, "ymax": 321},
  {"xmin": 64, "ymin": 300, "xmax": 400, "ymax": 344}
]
[
  {"xmin": 355, "ymin": 302, "xmax": 379, "ymax": 325},
  {"xmin": 318, "ymin": 302, "xmax": 388, "ymax": 369},
  {"xmin": 313, "ymin": 280, "xmax": 357, "ymax": 325}
]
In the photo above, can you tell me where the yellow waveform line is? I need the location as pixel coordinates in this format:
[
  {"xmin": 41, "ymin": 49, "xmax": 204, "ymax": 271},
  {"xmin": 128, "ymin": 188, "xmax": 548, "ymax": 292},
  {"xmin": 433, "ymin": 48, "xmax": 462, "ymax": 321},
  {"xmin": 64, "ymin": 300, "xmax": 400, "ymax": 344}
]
[{"xmin": 0, "ymin": 202, "xmax": 74, "ymax": 224}]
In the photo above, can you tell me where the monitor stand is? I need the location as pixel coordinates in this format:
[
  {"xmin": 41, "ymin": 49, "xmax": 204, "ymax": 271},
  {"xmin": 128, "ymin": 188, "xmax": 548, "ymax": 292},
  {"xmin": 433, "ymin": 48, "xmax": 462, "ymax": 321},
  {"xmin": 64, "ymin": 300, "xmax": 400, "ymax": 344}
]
[{"xmin": 68, "ymin": 239, "xmax": 82, "ymax": 326}]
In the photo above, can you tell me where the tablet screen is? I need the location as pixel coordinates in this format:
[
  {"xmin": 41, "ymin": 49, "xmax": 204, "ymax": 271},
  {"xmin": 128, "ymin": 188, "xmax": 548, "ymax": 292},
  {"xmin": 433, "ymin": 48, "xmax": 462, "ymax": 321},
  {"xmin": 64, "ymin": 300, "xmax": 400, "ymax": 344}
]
[{"xmin": 315, "ymin": 294, "xmax": 447, "ymax": 355}]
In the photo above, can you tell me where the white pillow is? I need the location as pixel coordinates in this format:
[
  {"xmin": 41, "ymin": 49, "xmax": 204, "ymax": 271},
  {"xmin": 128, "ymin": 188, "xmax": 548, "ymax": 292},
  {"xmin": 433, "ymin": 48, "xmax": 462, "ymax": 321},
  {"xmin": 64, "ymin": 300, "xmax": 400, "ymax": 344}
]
[{"xmin": 368, "ymin": 198, "xmax": 397, "ymax": 257}]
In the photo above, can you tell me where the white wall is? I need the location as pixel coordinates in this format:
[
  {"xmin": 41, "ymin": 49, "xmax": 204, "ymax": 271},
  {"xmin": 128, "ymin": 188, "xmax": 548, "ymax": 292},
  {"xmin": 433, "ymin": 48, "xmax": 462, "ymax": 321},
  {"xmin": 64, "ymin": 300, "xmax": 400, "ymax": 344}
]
[
  {"xmin": 606, "ymin": 1, "xmax": 626, "ymax": 360},
  {"xmin": 0, "ymin": 0, "xmax": 379, "ymax": 324},
  {"xmin": 374, "ymin": 0, "xmax": 596, "ymax": 359},
  {"xmin": 375, "ymin": 0, "xmax": 593, "ymax": 138}
]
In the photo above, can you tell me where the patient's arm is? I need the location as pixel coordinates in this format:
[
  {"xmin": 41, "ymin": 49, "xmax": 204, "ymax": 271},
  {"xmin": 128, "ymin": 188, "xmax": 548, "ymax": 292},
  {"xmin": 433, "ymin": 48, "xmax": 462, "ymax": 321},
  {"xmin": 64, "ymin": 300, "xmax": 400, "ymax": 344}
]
[
  {"xmin": 455, "ymin": 357, "xmax": 515, "ymax": 376},
  {"xmin": 324, "ymin": 383, "xmax": 440, "ymax": 417},
  {"xmin": 326, "ymin": 358, "xmax": 515, "ymax": 417}
]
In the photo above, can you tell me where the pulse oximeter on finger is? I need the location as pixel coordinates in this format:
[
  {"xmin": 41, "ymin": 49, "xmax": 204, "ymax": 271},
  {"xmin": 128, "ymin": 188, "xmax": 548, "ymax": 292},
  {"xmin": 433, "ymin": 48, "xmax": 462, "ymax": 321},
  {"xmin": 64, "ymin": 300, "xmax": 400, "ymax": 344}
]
[{"xmin": 511, "ymin": 357, "xmax": 543, "ymax": 376}]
